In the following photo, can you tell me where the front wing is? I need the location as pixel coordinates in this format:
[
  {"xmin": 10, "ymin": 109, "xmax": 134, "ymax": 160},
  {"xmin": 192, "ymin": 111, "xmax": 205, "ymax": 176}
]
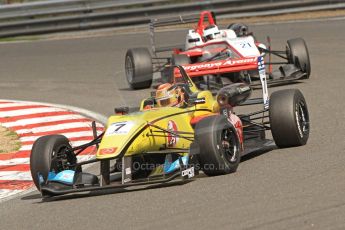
[{"xmin": 40, "ymin": 169, "xmax": 195, "ymax": 197}]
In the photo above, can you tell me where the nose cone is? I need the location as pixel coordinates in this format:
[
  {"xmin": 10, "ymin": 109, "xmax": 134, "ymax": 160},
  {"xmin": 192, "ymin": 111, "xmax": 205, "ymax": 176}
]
[{"xmin": 96, "ymin": 118, "xmax": 146, "ymax": 159}]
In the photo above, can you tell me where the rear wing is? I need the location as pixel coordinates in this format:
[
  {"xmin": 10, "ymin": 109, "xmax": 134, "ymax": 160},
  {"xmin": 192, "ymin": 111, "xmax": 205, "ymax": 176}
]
[
  {"xmin": 174, "ymin": 57, "xmax": 258, "ymax": 78},
  {"xmin": 149, "ymin": 11, "xmax": 217, "ymax": 54},
  {"xmin": 174, "ymin": 56, "xmax": 270, "ymax": 110}
]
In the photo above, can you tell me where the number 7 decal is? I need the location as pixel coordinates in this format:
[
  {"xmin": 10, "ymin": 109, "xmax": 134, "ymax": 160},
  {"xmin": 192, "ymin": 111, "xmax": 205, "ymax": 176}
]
[
  {"xmin": 114, "ymin": 123, "xmax": 126, "ymax": 132},
  {"xmin": 105, "ymin": 121, "xmax": 135, "ymax": 136}
]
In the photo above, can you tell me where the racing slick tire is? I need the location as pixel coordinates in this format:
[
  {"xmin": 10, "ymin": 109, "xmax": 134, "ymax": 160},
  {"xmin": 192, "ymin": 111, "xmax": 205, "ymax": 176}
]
[
  {"xmin": 269, "ymin": 89, "xmax": 310, "ymax": 148},
  {"xmin": 287, "ymin": 38, "xmax": 311, "ymax": 79},
  {"xmin": 125, "ymin": 48, "xmax": 153, "ymax": 89},
  {"xmin": 195, "ymin": 115, "xmax": 241, "ymax": 176},
  {"xmin": 30, "ymin": 135, "xmax": 76, "ymax": 191},
  {"xmin": 161, "ymin": 54, "xmax": 191, "ymax": 83}
]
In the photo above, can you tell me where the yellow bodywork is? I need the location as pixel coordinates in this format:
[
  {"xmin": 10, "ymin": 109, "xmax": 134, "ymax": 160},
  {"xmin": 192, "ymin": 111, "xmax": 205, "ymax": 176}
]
[
  {"xmin": 96, "ymin": 77, "xmax": 220, "ymax": 160},
  {"xmin": 97, "ymin": 107, "xmax": 194, "ymax": 159}
]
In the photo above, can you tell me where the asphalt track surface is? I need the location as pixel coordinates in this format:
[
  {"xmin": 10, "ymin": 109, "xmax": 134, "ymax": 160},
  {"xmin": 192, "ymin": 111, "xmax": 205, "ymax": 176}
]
[{"xmin": 0, "ymin": 19, "xmax": 345, "ymax": 230}]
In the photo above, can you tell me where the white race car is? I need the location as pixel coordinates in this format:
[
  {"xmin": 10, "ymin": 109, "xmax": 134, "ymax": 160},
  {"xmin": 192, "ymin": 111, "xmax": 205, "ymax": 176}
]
[{"xmin": 125, "ymin": 11, "xmax": 310, "ymax": 90}]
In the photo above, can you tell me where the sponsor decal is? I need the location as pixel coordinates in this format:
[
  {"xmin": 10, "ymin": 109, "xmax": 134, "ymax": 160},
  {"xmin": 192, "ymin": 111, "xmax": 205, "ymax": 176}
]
[
  {"xmin": 182, "ymin": 57, "xmax": 257, "ymax": 71},
  {"xmin": 181, "ymin": 167, "xmax": 195, "ymax": 178},
  {"xmin": 258, "ymin": 56, "xmax": 269, "ymax": 109},
  {"xmin": 229, "ymin": 114, "xmax": 244, "ymax": 147},
  {"xmin": 99, "ymin": 147, "xmax": 117, "ymax": 155},
  {"xmin": 258, "ymin": 56, "xmax": 266, "ymax": 71},
  {"xmin": 167, "ymin": 120, "xmax": 178, "ymax": 147}
]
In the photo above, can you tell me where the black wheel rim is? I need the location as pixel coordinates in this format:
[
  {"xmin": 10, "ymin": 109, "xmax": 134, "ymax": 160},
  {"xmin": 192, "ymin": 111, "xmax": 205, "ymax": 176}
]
[
  {"xmin": 51, "ymin": 145, "xmax": 76, "ymax": 173},
  {"xmin": 125, "ymin": 56, "xmax": 134, "ymax": 83},
  {"xmin": 296, "ymin": 100, "xmax": 309, "ymax": 138},
  {"xmin": 221, "ymin": 128, "xmax": 238, "ymax": 164}
]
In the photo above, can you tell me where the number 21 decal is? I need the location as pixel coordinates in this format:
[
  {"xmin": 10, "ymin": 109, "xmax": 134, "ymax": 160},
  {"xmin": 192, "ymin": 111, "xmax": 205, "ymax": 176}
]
[{"xmin": 240, "ymin": 42, "xmax": 252, "ymax": 48}]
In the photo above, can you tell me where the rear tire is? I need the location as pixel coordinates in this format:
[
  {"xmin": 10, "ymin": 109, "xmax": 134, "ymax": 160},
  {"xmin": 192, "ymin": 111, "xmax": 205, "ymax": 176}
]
[
  {"xmin": 125, "ymin": 48, "xmax": 153, "ymax": 89},
  {"xmin": 30, "ymin": 135, "xmax": 75, "ymax": 191},
  {"xmin": 269, "ymin": 89, "xmax": 310, "ymax": 148},
  {"xmin": 287, "ymin": 38, "xmax": 311, "ymax": 79},
  {"xmin": 195, "ymin": 115, "xmax": 241, "ymax": 176}
]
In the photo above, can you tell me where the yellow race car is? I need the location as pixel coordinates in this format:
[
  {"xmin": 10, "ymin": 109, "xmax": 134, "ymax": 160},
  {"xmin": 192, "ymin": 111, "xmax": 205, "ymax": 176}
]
[{"xmin": 30, "ymin": 65, "xmax": 310, "ymax": 198}]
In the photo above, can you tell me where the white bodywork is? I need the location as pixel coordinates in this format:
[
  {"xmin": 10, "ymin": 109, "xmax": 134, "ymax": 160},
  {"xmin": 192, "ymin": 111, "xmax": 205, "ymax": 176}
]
[
  {"xmin": 258, "ymin": 56, "xmax": 269, "ymax": 109},
  {"xmin": 183, "ymin": 29, "xmax": 269, "ymax": 109},
  {"xmin": 185, "ymin": 29, "xmax": 236, "ymax": 50},
  {"xmin": 185, "ymin": 30, "xmax": 204, "ymax": 50},
  {"xmin": 185, "ymin": 29, "xmax": 260, "ymax": 58},
  {"xmin": 226, "ymin": 36, "xmax": 260, "ymax": 57},
  {"xmin": 220, "ymin": 29, "xmax": 237, "ymax": 39}
]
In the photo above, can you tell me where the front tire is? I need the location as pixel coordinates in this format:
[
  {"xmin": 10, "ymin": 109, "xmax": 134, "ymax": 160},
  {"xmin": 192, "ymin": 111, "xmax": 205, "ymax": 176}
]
[
  {"xmin": 195, "ymin": 115, "xmax": 241, "ymax": 176},
  {"xmin": 287, "ymin": 38, "xmax": 311, "ymax": 79},
  {"xmin": 30, "ymin": 135, "xmax": 75, "ymax": 191},
  {"xmin": 125, "ymin": 48, "xmax": 153, "ymax": 89},
  {"xmin": 269, "ymin": 89, "xmax": 310, "ymax": 148}
]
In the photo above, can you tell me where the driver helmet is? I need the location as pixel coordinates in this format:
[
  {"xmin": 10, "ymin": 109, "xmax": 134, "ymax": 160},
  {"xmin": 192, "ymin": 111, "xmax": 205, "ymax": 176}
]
[
  {"xmin": 155, "ymin": 83, "xmax": 185, "ymax": 107},
  {"xmin": 203, "ymin": 25, "xmax": 221, "ymax": 41}
]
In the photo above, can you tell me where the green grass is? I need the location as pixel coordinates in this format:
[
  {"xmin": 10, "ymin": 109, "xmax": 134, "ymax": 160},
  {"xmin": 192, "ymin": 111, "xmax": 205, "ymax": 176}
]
[
  {"xmin": 0, "ymin": 35, "xmax": 40, "ymax": 42},
  {"xmin": 14, "ymin": 141, "xmax": 22, "ymax": 150},
  {"xmin": 5, "ymin": 130, "xmax": 18, "ymax": 137},
  {"xmin": 0, "ymin": 127, "xmax": 21, "ymax": 153}
]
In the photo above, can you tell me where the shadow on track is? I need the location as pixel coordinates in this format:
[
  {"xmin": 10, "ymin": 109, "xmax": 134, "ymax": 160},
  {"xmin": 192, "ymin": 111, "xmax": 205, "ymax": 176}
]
[
  {"xmin": 241, "ymin": 144, "xmax": 277, "ymax": 163},
  {"xmin": 21, "ymin": 180, "xmax": 193, "ymax": 203}
]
